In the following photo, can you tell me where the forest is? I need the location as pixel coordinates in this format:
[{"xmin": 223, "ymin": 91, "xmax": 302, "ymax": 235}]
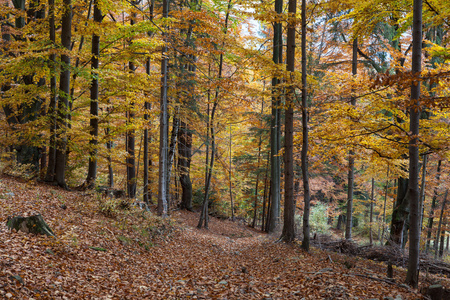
[{"xmin": 1, "ymin": 0, "xmax": 450, "ymax": 298}]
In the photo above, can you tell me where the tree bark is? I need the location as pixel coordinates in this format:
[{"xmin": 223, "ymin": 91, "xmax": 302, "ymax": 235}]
[
  {"xmin": 369, "ymin": 178, "xmax": 375, "ymax": 246},
  {"xmin": 178, "ymin": 121, "xmax": 192, "ymax": 210},
  {"xmin": 281, "ymin": 0, "xmax": 297, "ymax": 243},
  {"xmin": 434, "ymin": 190, "xmax": 448, "ymax": 259},
  {"xmin": 54, "ymin": 0, "xmax": 72, "ymax": 188},
  {"xmin": 158, "ymin": 0, "xmax": 169, "ymax": 216},
  {"xmin": 267, "ymin": 0, "xmax": 283, "ymax": 233},
  {"xmin": 300, "ymin": 0, "xmax": 311, "ymax": 251},
  {"xmin": 405, "ymin": 0, "xmax": 423, "ymax": 287},
  {"xmin": 426, "ymin": 160, "xmax": 442, "ymax": 253},
  {"xmin": 85, "ymin": 0, "xmax": 102, "ymax": 188},
  {"xmin": 346, "ymin": 38, "xmax": 358, "ymax": 240},
  {"xmin": 143, "ymin": 0, "xmax": 154, "ymax": 205},
  {"xmin": 381, "ymin": 166, "xmax": 390, "ymax": 245},
  {"xmin": 45, "ymin": 0, "xmax": 57, "ymax": 182}
]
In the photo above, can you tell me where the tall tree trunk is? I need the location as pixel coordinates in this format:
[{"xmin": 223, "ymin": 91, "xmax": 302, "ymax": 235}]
[
  {"xmin": 405, "ymin": 0, "xmax": 423, "ymax": 287},
  {"xmin": 434, "ymin": 190, "xmax": 448, "ymax": 259},
  {"xmin": 85, "ymin": 0, "xmax": 102, "ymax": 188},
  {"xmin": 158, "ymin": 0, "xmax": 170, "ymax": 216},
  {"xmin": 126, "ymin": 9, "xmax": 137, "ymax": 199},
  {"xmin": 345, "ymin": 38, "xmax": 358, "ymax": 240},
  {"xmin": 143, "ymin": 0, "xmax": 154, "ymax": 205},
  {"xmin": 426, "ymin": 160, "xmax": 442, "ymax": 253},
  {"xmin": 281, "ymin": 0, "xmax": 297, "ymax": 243},
  {"xmin": 300, "ymin": 0, "xmax": 311, "ymax": 251},
  {"xmin": 167, "ymin": 110, "xmax": 180, "ymax": 206},
  {"xmin": 54, "ymin": 0, "xmax": 72, "ymax": 188},
  {"xmin": 197, "ymin": 0, "xmax": 232, "ymax": 229},
  {"xmin": 45, "ymin": 0, "xmax": 57, "ymax": 182},
  {"xmin": 267, "ymin": 0, "xmax": 283, "ymax": 233}
]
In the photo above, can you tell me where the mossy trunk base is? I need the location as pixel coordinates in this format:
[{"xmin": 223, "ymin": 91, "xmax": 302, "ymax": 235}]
[{"xmin": 6, "ymin": 214, "xmax": 56, "ymax": 237}]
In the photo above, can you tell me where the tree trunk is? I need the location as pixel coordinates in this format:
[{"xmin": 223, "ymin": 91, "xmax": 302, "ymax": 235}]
[
  {"xmin": 167, "ymin": 109, "xmax": 180, "ymax": 207},
  {"xmin": 369, "ymin": 178, "xmax": 375, "ymax": 246},
  {"xmin": 143, "ymin": 0, "xmax": 154, "ymax": 205},
  {"xmin": 252, "ymin": 99, "xmax": 264, "ymax": 228},
  {"xmin": 45, "ymin": 0, "xmax": 57, "ymax": 182},
  {"xmin": 229, "ymin": 125, "xmax": 235, "ymax": 221},
  {"xmin": 158, "ymin": 0, "xmax": 169, "ymax": 216},
  {"xmin": 346, "ymin": 38, "xmax": 358, "ymax": 241},
  {"xmin": 281, "ymin": 0, "xmax": 297, "ymax": 243},
  {"xmin": 381, "ymin": 166, "xmax": 390, "ymax": 245},
  {"xmin": 434, "ymin": 190, "xmax": 448, "ymax": 259},
  {"xmin": 85, "ymin": 0, "xmax": 102, "ymax": 188},
  {"xmin": 178, "ymin": 121, "xmax": 192, "ymax": 210},
  {"xmin": 261, "ymin": 151, "xmax": 270, "ymax": 231},
  {"xmin": 405, "ymin": 0, "xmax": 423, "ymax": 287},
  {"xmin": 419, "ymin": 155, "xmax": 428, "ymax": 232},
  {"xmin": 426, "ymin": 160, "xmax": 442, "ymax": 253},
  {"xmin": 300, "ymin": 0, "xmax": 311, "ymax": 251},
  {"xmin": 388, "ymin": 176, "xmax": 409, "ymax": 246},
  {"xmin": 198, "ymin": 0, "xmax": 232, "ymax": 229},
  {"xmin": 267, "ymin": 0, "xmax": 283, "ymax": 233},
  {"xmin": 54, "ymin": 0, "xmax": 72, "ymax": 188}
]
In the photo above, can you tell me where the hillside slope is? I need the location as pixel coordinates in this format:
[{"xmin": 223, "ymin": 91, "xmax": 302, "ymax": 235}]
[{"xmin": 0, "ymin": 175, "xmax": 443, "ymax": 299}]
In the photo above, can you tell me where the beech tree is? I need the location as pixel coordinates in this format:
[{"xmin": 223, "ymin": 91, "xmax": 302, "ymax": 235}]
[
  {"xmin": 54, "ymin": 0, "xmax": 72, "ymax": 188},
  {"xmin": 281, "ymin": 0, "xmax": 297, "ymax": 243}
]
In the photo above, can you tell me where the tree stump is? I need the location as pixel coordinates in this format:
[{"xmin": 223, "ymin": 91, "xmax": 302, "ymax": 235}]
[
  {"xmin": 6, "ymin": 214, "xmax": 56, "ymax": 237},
  {"xmin": 426, "ymin": 284, "xmax": 443, "ymax": 300}
]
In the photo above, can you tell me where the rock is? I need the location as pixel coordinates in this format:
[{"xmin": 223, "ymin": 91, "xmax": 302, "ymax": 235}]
[
  {"xmin": 7, "ymin": 214, "xmax": 55, "ymax": 237},
  {"xmin": 218, "ymin": 280, "xmax": 228, "ymax": 285}
]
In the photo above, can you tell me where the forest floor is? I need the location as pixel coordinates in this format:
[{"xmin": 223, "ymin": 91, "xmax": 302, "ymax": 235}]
[{"xmin": 0, "ymin": 175, "xmax": 448, "ymax": 299}]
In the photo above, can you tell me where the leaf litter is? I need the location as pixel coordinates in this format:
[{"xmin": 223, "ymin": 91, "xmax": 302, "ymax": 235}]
[{"xmin": 0, "ymin": 175, "xmax": 446, "ymax": 299}]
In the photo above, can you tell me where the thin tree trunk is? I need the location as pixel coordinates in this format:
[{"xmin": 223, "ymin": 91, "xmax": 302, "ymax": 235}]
[
  {"xmin": 229, "ymin": 125, "xmax": 234, "ymax": 221},
  {"xmin": 252, "ymin": 98, "xmax": 265, "ymax": 228},
  {"xmin": 261, "ymin": 151, "xmax": 270, "ymax": 231},
  {"xmin": 405, "ymin": 0, "xmax": 423, "ymax": 287},
  {"xmin": 434, "ymin": 190, "xmax": 448, "ymax": 259},
  {"xmin": 143, "ymin": 0, "xmax": 154, "ymax": 205},
  {"xmin": 381, "ymin": 166, "xmax": 390, "ymax": 245},
  {"xmin": 167, "ymin": 110, "xmax": 180, "ymax": 207},
  {"xmin": 301, "ymin": 0, "xmax": 311, "ymax": 251},
  {"xmin": 85, "ymin": 0, "xmax": 102, "ymax": 188},
  {"xmin": 198, "ymin": 0, "xmax": 232, "ymax": 229},
  {"xmin": 281, "ymin": 0, "xmax": 297, "ymax": 243},
  {"xmin": 126, "ymin": 9, "xmax": 137, "ymax": 199},
  {"xmin": 419, "ymin": 155, "xmax": 428, "ymax": 233},
  {"xmin": 54, "ymin": 0, "xmax": 72, "ymax": 188},
  {"xmin": 426, "ymin": 160, "xmax": 442, "ymax": 253},
  {"xmin": 346, "ymin": 38, "xmax": 358, "ymax": 240},
  {"xmin": 370, "ymin": 178, "xmax": 375, "ymax": 246}
]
